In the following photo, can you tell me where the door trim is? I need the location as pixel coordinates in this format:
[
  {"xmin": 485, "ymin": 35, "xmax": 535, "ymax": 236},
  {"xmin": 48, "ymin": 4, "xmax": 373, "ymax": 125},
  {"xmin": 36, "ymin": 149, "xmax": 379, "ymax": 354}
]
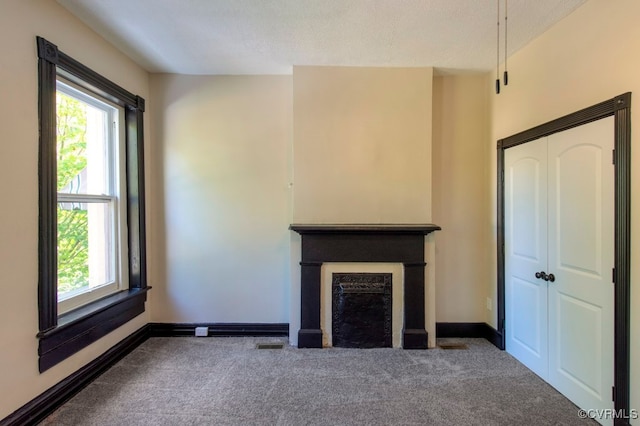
[{"xmin": 496, "ymin": 93, "xmax": 631, "ymax": 421}]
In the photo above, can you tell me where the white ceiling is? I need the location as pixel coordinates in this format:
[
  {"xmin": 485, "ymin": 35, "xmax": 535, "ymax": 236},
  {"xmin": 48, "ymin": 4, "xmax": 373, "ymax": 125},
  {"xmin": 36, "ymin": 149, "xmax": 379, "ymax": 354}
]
[{"xmin": 57, "ymin": 0, "xmax": 587, "ymax": 75}]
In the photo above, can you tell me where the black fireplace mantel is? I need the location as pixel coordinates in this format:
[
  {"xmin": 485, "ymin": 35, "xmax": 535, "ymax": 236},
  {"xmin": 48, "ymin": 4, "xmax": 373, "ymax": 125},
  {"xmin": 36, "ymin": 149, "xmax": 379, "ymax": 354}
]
[
  {"xmin": 290, "ymin": 223, "xmax": 441, "ymax": 349},
  {"xmin": 289, "ymin": 224, "xmax": 441, "ymax": 235}
]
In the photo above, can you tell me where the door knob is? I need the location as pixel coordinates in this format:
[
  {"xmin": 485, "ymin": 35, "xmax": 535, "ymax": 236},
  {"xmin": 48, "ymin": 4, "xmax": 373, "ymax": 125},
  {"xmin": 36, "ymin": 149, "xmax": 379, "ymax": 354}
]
[
  {"xmin": 547, "ymin": 273, "xmax": 555, "ymax": 282},
  {"xmin": 535, "ymin": 271, "xmax": 546, "ymax": 280}
]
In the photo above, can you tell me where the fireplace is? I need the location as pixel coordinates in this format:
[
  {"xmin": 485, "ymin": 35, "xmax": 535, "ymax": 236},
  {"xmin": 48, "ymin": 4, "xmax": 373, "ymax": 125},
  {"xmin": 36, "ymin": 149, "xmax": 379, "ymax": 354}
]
[{"xmin": 290, "ymin": 224, "xmax": 441, "ymax": 349}]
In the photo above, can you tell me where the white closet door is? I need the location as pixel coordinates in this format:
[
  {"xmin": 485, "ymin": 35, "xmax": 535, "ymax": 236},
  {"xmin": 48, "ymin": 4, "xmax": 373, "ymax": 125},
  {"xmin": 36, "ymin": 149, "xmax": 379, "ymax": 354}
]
[
  {"xmin": 505, "ymin": 137, "xmax": 548, "ymax": 378},
  {"xmin": 547, "ymin": 116, "xmax": 615, "ymax": 420}
]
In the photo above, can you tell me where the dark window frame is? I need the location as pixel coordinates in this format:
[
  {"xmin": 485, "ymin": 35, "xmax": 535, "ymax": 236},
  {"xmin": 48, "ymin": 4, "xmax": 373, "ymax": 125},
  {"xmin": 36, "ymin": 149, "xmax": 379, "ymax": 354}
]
[{"xmin": 36, "ymin": 36, "xmax": 149, "ymax": 372}]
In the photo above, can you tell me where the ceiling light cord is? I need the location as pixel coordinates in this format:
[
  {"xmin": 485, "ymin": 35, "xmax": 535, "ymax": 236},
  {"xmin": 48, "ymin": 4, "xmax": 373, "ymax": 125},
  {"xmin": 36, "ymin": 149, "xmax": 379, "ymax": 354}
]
[
  {"xmin": 496, "ymin": 0, "xmax": 500, "ymax": 94},
  {"xmin": 504, "ymin": 0, "xmax": 509, "ymax": 86}
]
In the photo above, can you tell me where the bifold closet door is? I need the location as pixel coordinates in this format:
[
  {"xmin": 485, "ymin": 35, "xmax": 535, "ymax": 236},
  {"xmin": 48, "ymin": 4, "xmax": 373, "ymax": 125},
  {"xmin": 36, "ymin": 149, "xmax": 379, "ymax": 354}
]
[
  {"xmin": 505, "ymin": 116, "xmax": 614, "ymax": 423},
  {"xmin": 505, "ymin": 137, "xmax": 548, "ymax": 379},
  {"xmin": 546, "ymin": 117, "xmax": 614, "ymax": 416}
]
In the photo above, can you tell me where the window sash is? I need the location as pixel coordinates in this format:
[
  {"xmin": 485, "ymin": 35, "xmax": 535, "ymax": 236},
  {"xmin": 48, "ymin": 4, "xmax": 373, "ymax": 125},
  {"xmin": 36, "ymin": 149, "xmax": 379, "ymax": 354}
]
[
  {"xmin": 56, "ymin": 196, "xmax": 120, "ymax": 315},
  {"xmin": 57, "ymin": 193, "xmax": 116, "ymax": 203},
  {"xmin": 56, "ymin": 79, "xmax": 119, "ymax": 198},
  {"xmin": 55, "ymin": 80, "xmax": 127, "ymax": 313}
]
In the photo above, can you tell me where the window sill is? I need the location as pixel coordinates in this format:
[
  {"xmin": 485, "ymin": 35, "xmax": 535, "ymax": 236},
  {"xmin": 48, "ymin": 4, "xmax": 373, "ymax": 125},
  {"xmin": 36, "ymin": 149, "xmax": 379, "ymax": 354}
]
[{"xmin": 38, "ymin": 287, "xmax": 150, "ymax": 372}]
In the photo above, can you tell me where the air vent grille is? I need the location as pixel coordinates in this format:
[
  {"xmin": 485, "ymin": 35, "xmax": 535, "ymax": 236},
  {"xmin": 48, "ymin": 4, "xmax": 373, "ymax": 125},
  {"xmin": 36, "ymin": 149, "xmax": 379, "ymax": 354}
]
[
  {"xmin": 438, "ymin": 343, "xmax": 468, "ymax": 350},
  {"xmin": 256, "ymin": 343, "xmax": 284, "ymax": 350}
]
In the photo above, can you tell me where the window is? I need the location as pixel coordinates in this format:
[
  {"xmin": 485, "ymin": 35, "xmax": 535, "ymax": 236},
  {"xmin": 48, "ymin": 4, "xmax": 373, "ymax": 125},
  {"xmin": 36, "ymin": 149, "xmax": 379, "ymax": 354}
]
[
  {"xmin": 56, "ymin": 80, "xmax": 128, "ymax": 314},
  {"xmin": 37, "ymin": 36, "xmax": 149, "ymax": 372}
]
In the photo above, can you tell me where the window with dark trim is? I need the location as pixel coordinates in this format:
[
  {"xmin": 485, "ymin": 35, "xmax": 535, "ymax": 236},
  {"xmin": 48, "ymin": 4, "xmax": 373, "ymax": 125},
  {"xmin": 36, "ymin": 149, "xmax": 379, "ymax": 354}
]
[{"xmin": 36, "ymin": 36, "xmax": 149, "ymax": 372}]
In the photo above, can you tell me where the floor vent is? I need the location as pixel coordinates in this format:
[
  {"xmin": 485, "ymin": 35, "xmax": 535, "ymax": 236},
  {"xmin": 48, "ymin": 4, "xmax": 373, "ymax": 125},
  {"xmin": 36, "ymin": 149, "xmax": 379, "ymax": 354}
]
[
  {"xmin": 256, "ymin": 343, "xmax": 284, "ymax": 350},
  {"xmin": 438, "ymin": 343, "xmax": 468, "ymax": 350}
]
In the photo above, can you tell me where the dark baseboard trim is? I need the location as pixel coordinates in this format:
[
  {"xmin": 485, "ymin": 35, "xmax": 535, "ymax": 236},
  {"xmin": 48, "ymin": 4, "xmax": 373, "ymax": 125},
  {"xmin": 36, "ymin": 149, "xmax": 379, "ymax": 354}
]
[
  {"xmin": 1, "ymin": 325, "xmax": 150, "ymax": 426},
  {"xmin": 436, "ymin": 322, "xmax": 502, "ymax": 349},
  {"xmin": 436, "ymin": 322, "xmax": 486, "ymax": 338},
  {"xmin": 148, "ymin": 323, "xmax": 290, "ymax": 337},
  {"xmin": 484, "ymin": 325, "xmax": 503, "ymax": 349}
]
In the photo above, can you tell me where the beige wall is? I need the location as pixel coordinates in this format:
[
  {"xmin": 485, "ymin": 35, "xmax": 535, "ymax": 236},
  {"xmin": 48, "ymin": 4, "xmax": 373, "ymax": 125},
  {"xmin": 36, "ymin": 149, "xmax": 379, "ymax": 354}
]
[
  {"xmin": 0, "ymin": 0, "xmax": 151, "ymax": 419},
  {"xmin": 289, "ymin": 66, "xmax": 436, "ymax": 346},
  {"xmin": 432, "ymin": 74, "xmax": 490, "ymax": 322},
  {"xmin": 292, "ymin": 66, "xmax": 433, "ymax": 223},
  {"xmin": 149, "ymin": 74, "xmax": 292, "ymax": 323},
  {"xmin": 488, "ymin": 0, "xmax": 640, "ymax": 418}
]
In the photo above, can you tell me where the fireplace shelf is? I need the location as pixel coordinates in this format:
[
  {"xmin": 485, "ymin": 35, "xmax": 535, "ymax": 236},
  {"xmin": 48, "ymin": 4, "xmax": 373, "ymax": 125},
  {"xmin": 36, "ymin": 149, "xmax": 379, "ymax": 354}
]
[
  {"xmin": 290, "ymin": 223, "xmax": 441, "ymax": 349},
  {"xmin": 289, "ymin": 224, "xmax": 441, "ymax": 235}
]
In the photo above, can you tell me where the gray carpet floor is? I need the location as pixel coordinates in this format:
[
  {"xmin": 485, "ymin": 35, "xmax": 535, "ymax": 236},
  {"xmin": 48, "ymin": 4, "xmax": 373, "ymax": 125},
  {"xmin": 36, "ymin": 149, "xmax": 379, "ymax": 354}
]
[{"xmin": 41, "ymin": 337, "xmax": 596, "ymax": 425}]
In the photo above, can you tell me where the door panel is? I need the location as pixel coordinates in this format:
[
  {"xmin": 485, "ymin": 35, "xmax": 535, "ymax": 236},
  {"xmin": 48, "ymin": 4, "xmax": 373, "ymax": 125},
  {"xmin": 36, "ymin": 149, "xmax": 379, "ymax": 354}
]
[
  {"xmin": 556, "ymin": 292, "xmax": 603, "ymax": 397},
  {"xmin": 511, "ymin": 277, "xmax": 543, "ymax": 355},
  {"xmin": 554, "ymin": 144, "xmax": 604, "ymax": 276},
  {"xmin": 505, "ymin": 138, "xmax": 548, "ymax": 378},
  {"xmin": 547, "ymin": 116, "xmax": 614, "ymax": 421}
]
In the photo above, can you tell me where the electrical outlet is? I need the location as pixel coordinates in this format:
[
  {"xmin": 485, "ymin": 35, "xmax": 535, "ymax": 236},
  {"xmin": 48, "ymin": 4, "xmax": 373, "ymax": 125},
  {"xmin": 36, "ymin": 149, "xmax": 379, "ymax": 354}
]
[
  {"xmin": 195, "ymin": 326, "xmax": 208, "ymax": 337},
  {"xmin": 486, "ymin": 297, "xmax": 492, "ymax": 311}
]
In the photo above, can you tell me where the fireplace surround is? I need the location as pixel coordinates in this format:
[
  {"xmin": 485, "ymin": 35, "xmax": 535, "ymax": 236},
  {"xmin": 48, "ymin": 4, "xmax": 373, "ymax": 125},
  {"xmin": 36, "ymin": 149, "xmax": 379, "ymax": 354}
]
[{"xmin": 290, "ymin": 224, "xmax": 441, "ymax": 349}]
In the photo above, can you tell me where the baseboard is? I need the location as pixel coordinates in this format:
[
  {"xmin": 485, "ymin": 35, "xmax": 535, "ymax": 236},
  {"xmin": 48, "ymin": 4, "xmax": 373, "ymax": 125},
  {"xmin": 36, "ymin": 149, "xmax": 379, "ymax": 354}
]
[
  {"xmin": 0, "ymin": 325, "xmax": 150, "ymax": 426},
  {"xmin": 148, "ymin": 322, "xmax": 289, "ymax": 337},
  {"xmin": 436, "ymin": 322, "xmax": 486, "ymax": 338},
  {"xmin": 484, "ymin": 325, "xmax": 504, "ymax": 349},
  {"xmin": 436, "ymin": 322, "xmax": 503, "ymax": 349}
]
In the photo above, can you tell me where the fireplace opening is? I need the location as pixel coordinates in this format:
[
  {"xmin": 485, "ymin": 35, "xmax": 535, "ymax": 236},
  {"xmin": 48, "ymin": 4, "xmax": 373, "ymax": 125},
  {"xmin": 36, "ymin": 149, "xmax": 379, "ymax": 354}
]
[{"xmin": 332, "ymin": 273, "xmax": 392, "ymax": 348}]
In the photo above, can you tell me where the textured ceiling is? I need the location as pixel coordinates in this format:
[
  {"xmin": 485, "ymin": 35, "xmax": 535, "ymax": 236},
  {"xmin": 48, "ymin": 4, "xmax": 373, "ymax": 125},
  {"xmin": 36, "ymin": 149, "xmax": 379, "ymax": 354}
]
[{"xmin": 57, "ymin": 0, "xmax": 587, "ymax": 75}]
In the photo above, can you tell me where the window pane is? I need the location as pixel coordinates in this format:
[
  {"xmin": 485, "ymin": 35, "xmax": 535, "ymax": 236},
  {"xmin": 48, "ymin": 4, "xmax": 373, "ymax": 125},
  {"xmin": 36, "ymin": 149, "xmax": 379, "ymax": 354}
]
[
  {"xmin": 56, "ymin": 89, "xmax": 111, "ymax": 196},
  {"xmin": 57, "ymin": 202, "xmax": 114, "ymax": 300}
]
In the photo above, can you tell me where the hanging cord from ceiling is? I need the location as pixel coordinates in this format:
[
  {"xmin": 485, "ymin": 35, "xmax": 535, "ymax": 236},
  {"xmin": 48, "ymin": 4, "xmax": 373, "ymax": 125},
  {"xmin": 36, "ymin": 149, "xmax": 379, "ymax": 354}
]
[
  {"xmin": 496, "ymin": 0, "xmax": 500, "ymax": 94},
  {"xmin": 504, "ymin": 0, "xmax": 509, "ymax": 86}
]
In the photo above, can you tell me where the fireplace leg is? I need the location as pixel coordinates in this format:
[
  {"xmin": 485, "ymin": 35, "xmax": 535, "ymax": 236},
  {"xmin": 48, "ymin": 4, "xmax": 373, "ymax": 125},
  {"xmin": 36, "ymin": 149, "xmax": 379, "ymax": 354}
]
[
  {"xmin": 403, "ymin": 262, "xmax": 428, "ymax": 349},
  {"xmin": 298, "ymin": 262, "xmax": 323, "ymax": 348},
  {"xmin": 298, "ymin": 329, "xmax": 323, "ymax": 348},
  {"xmin": 403, "ymin": 328, "xmax": 429, "ymax": 349}
]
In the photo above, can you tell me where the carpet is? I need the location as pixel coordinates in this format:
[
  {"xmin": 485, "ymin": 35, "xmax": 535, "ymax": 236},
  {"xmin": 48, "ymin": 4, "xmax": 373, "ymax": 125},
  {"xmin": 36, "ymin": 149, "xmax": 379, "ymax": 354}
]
[{"xmin": 41, "ymin": 337, "xmax": 595, "ymax": 425}]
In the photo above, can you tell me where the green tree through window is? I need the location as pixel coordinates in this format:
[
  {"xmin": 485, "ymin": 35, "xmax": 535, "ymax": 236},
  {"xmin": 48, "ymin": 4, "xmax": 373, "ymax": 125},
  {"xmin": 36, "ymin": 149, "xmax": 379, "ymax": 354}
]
[{"xmin": 56, "ymin": 92, "xmax": 89, "ymax": 295}]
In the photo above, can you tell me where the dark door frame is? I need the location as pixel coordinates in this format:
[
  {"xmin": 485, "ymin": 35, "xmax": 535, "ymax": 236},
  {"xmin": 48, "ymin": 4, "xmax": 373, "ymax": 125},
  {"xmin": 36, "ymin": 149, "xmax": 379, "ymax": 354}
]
[{"xmin": 496, "ymin": 93, "xmax": 631, "ymax": 423}]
